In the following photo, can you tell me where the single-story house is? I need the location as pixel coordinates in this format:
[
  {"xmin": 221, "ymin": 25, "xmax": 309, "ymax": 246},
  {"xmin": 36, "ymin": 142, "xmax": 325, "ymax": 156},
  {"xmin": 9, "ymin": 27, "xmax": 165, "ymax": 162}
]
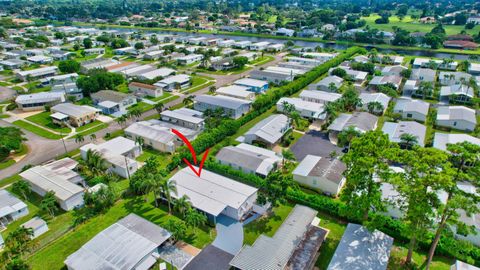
[
  {"xmin": 233, "ymin": 78, "xmax": 269, "ymax": 93},
  {"xmin": 22, "ymin": 217, "xmax": 48, "ymax": 239},
  {"xmin": 210, "ymin": 57, "xmax": 236, "ymax": 71},
  {"xmin": 440, "ymin": 84, "xmax": 474, "ymax": 104},
  {"xmin": 249, "ymin": 69, "xmax": 295, "ymax": 84},
  {"xmin": 276, "ymin": 27, "xmax": 295, "ymax": 37},
  {"xmin": 302, "ymin": 52, "xmax": 337, "ymax": 62},
  {"xmin": 26, "ymin": 55, "xmax": 53, "ymax": 64},
  {"xmin": 83, "ymin": 48, "xmax": 105, "ymax": 55},
  {"xmin": 216, "ymin": 143, "xmax": 282, "ymax": 177},
  {"xmin": 80, "ymin": 58, "xmax": 119, "ymax": 73},
  {"xmin": 309, "ymin": 76, "xmax": 344, "ymax": 92},
  {"xmin": 39, "ymin": 73, "xmax": 79, "ymax": 86},
  {"xmin": 358, "ymin": 93, "xmax": 391, "ymax": 114},
  {"xmin": 300, "ymin": 90, "xmax": 342, "ymax": 105},
  {"xmin": 382, "ymin": 121, "xmax": 427, "ymax": 147},
  {"xmin": 410, "ymin": 68, "xmax": 437, "ymax": 83},
  {"xmin": 194, "ymin": 95, "xmax": 251, "ymax": 119},
  {"xmin": 80, "ymin": 137, "xmax": 141, "ymax": 178},
  {"xmin": 443, "ymin": 40, "xmax": 479, "ymax": 50},
  {"xmin": 50, "ymin": 103, "xmax": 99, "ymax": 127},
  {"xmin": 0, "ymin": 59, "xmax": 25, "ymax": 69},
  {"xmin": 129, "ymin": 82, "xmax": 163, "ymax": 98},
  {"xmin": 230, "ymin": 205, "xmax": 326, "ymax": 270},
  {"xmin": 169, "ymin": 167, "xmax": 258, "ymax": 223},
  {"xmin": 15, "ymin": 92, "xmax": 66, "ymax": 111},
  {"xmin": 433, "ymin": 133, "xmax": 480, "ymax": 151},
  {"xmin": 177, "ymin": 54, "xmax": 203, "ymax": 65},
  {"xmin": 64, "ymin": 213, "xmax": 171, "ymax": 270},
  {"xmin": 468, "ymin": 63, "xmax": 480, "ymax": 76},
  {"xmin": 413, "ymin": 58, "xmax": 457, "ymax": 70},
  {"xmin": 327, "ymin": 223, "xmax": 394, "ymax": 270},
  {"xmin": 216, "ymin": 85, "xmax": 256, "ymax": 101},
  {"xmin": 381, "ymin": 65, "xmax": 408, "ymax": 76},
  {"xmin": 137, "ymin": 68, "xmax": 176, "ymax": 81},
  {"xmin": 154, "ymin": 74, "xmax": 191, "ymax": 92},
  {"xmin": 329, "ymin": 67, "xmax": 367, "ymax": 85},
  {"xmin": 438, "ymin": 72, "xmax": 474, "ymax": 86},
  {"xmin": 160, "ymin": 108, "xmax": 204, "ymax": 131},
  {"xmin": 20, "ymin": 158, "xmax": 85, "ymax": 211},
  {"xmin": 436, "ymin": 106, "xmax": 477, "ymax": 132},
  {"xmin": 243, "ymin": 114, "xmax": 290, "ymax": 146},
  {"xmin": 393, "ymin": 98, "xmax": 430, "ymax": 122},
  {"xmin": 328, "ymin": 112, "xmax": 379, "ymax": 143},
  {"xmin": 143, "ymin": 50, "xmax": 164, "ymax": 60},
  {"xmin": 293, "ymin": 155, "xmax": 346, "ymax": 196},
  {"xmin": 51, "ymin": 82, "xmax": 83, "ymax": 101},
  {"xmin": 286, "ymin": 57, "xmax": 322, "ymax": 67},
  {"xmin": 15, "ymin": 66, "xmax": 58, "ymax": 81},
  {"xmin": 91, "ymin": 90, "xmax": 137, "ymax": 115},
  {"xmin": 0, "ymin": 190, "xmax": 29, "ymax": 228},
  {"xmin": 249, "ymin": 41, "xmax": 270, "ymax": 51},
  {"xmin": 277, "ymin": 97, "xmax": 326, "ymax": 120},
  {"xmin": 369, "ymin": 75, "xmax": 402, "ymax": 90}
]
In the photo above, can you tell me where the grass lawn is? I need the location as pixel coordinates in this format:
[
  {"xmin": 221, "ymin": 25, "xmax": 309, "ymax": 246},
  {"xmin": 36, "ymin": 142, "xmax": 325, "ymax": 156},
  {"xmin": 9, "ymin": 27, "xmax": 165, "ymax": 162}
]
[
  {"xmin": 196, "ymin": 66, "xmax": 251, "ymax": 75},
  {"xmin": 147, "ymin": 92, "xmax": 173, "ymax": 102},
  {"xmin": 75, "ymin": 122, "xmax": 108, "ymax": 137},
  {"xmin": 388, "ymin": 244, "xmax": 453, "ymax": 270},
  {"xmin": 361, "ymin": 14, "xmax": 480, "ymax": 36},
  {"xmin": 136, "ymin": 148, "xmax": 172, "ymax": 170},
  {"xmin": 27, "ymin": 194, "xmax": 215, "ymax": 270},
  {"xmin": 315, "ymin": 213, "xmax": 348, "ymax": 269},
  {"xmin": 250, "ymin": 55, "xmax": 275, "ymax": 66},
  {"xmin": 180, "ymin": 75, "xmax": 215, "ymax": 94},
  {"xmin": 25, "ymin": 111, "xmax": 71, "ymax": 133},
  {"xmin": 128, "ymin": 101, "xmax": 154, "ymax": 113},
  {"xmin": 13, "ymin": 120, "xmax": 65, "ymax": 140},
  {"xmin": 0, "ymin": 144, "xmax": 28, "ymax": 170},
  {"xmin": 0, "ymin": 159, "xmax": 15, "ymax": 170},
  {"xmin": 0, "ymin": 174, "xmax": 21, "ymax": 188},
  {"xmin": 243, "ymin": 203, "xmax": 294, "ymax": 245}
]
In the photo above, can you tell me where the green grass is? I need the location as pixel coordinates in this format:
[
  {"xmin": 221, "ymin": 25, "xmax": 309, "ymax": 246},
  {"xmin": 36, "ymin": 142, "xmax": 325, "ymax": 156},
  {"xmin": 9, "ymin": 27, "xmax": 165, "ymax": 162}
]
[
  {"xmin": 25, "ymin": 111, "xmax": 72, "ymax": 133},
  {"xmin": 0, "ymin": 174, "xmax": 21, "ymax": 188},
  {"xmin": 388, "ymin": 244, "xmax": 454, "ymax": 270},
  {"xmin": 195, "ymin": 66, "xmax": 251, "ymax": 75},
  {"xmin": 362, "ymin": 14, "xmax": 480, "ymax": 36},
  {"xmin": 75, "ymin": 120, "xmax": 106, "ymax": 133},
  {"xmin": 128, "ymin": 101, "xmax": 154, "ymax": 113},
  {"xmin": 315, "ymin": 213, "xmax": 348, "ymax": 269},
  {"xmin": 13, "ymin": 120, "xmax": 65, "ymax": 139},
  {"xmin": 27, "ymin": 194, "xmax": 215, "ymax": 270},
  {"xmin": 250, "ymin": 55, "xmax": 275, "ymax": 66},
  {"xmin": 75, "ymin": 122, "xmax": 108, "ymax": 137},
  {"xmin": 0, "ymin": 159, "xmax": 15, "ymax": 170},
  {"xmin": 135, "ymin": 148, "xmax": 172, "ymax": 170},
  {"xmin": 180, "ymin": 75, "xmax": 215, "ymax": 94},
  {"xmin": 243, "ymin": 203, "xmax": 294, "ymax": 245},
  {"xmin": 147, "ymin": 92, "xmax": 173, "ymax": 102}
]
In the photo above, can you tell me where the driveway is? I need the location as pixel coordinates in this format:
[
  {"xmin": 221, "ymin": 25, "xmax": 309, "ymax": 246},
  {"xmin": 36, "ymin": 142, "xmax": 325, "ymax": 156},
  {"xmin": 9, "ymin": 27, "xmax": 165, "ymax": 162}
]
[
  {"xmin": 212, "ymin": 215, "xmax": 244, "ymax": 255},
  {"xmin": 290, "ymin": 130, "xmax": 343, "ymax": 160},
  {"xmin": 0, "ymin": 86, "xmax": 15, "ymax": 102}
]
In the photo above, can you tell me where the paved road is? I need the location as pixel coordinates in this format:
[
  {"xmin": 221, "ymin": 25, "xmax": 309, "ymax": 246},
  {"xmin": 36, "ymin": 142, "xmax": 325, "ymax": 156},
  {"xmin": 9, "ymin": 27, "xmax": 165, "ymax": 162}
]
[
  {"xmin": 0, "ymin": 86, "xmax": 15, "ymax": 102},
  {"xmin": 0, "ymin": 53, "xmax": 285, "ymax": 181}
]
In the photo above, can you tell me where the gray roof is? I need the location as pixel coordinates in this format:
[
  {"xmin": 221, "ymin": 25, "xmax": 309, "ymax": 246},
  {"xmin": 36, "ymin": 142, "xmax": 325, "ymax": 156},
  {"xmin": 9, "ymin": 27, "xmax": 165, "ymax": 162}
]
[
  {"xmin": 394, "ymin": 98, "xmax": 430, "ymax": 116},
  {"xmin": 327, "ymin": 223, "xmax": 394, "ymax": 270},
  {"xmin": 194, "ymin": 95, "xmax": 251, "ymax": 110},
  {"xmin": 215, "ymin": 144, "xmax": 280, "ymax": 176},
  {"xmin": 382, "ymin": 121, "xmax": 427, "ymax": 146},
  {"xmin": 245, "ymin": 114, "xmax": 289, "ymax": 144},
  {"xmin": 293, "ymin": 155, "xmax": 346, "ymax": 184},
  {"xmin": 440, "ymin": 84, "xmax": 474, "ymax": 98},
  {"xmin": 184, "ymin": 245, "xmax": 234, "ymax": 270},
  {"xmin": 328, "ymin": 112, "xmax": 378, "ymax": 132},
  {"xmin": 0, "ymin": 190, "xmax": 27, "ymax": 219},
  {"xmin": 359, "ymin": 93, "xmax": 391, "ymax": 108},
  {"xmin": 51, "ymin": 103, "xmax": 97, "ymax": 118},
  {"xmin": 433, "ymin": 133, "xmax": 480, "ymax": 151},
  {"xmin": 229, "ymin": 205, "xmax": 318, "ymax": 270},
  {"xmin": 15, "ymin": 92, "xmax": 65, "ymax": 105},
  {"xmin": 314, "ymin": 75, "xmax": 344, "ymax": 88},
  {"xmin": 300, "ymin": 90, "xmax": 342, "ymax": 103},
  {"xmin": 91, "ymin": 90, "xmax": 132, "ymax": 103},
  {"xmin": 22, "ymin": 216, "xmax": 47, "ymax": 230},
  {"xmin": 65, "ymin": 213, "xmax": 171, "ymax": 270},
  {"xmin": 410, "ymin": 68, "xmax": 436, "ymax": 82},
  {"xmin": 234, "ymin": 78, "xmax": 268, "ymax": 88},
  {"xmin": 437, "ymin": 106, "xmax": 477, "ymax": 124}
]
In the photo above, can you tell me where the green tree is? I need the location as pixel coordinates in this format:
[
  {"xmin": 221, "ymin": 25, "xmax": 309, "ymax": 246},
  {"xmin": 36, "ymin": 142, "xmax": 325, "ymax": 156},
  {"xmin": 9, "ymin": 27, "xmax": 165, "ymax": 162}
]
[
  {"xmin": 184, "ymin": 208, "xmax": 207, "ymax": 233},
  {"xmin": 281, "ymin": 148, "xmax": 296, "ymax": 167},
  {"xmin": 337, "ymin": 126, "xmax": 362, "ymax": 148},
  {"xmin": 164, "ymin": 219, "xmax": 187, "ymax": 241},
  {"xmin": 83, "ymin": 38, "xmax": 93, "ymax": 49},
  {"xmin": 11, "ymin": 180, "xmax": 30, "ymax": 201},
  {"xmin": 78, "ymin": 149, "xmax": 107, "ymax": 177},
  {"xmin": 74, "ymin": 134, "xmax": 84, "ymax": 144},
  {"xmin": 367, "ymin": 101, "xmax": 384, "ymax": 115},
  {"xmin": 399, "ymin": 133, "xmax": 418, "ymax": 149},
  {"xmin": 40, "ymin": 191, "xmax": 58, "ymax": 217},
  {"xmin": 341, "ymin": 131, "xmax": 393, "ymax": 221},
  {"xmin": 162, "ymin": 180, "xmax": 178, "ymax": 214},
  {"xmin": 58, "ymin": 60, "xmax": 80, "ymax": 73},
  {"xmin": 174, "ymin": 195, "xmax": 191, "ymax": 217},
  {"xmin": 154, "ymin": 102, "xmax": 164, "ymax": 114},
  {"xmin": 233, "ymin": 56, "xmax": 249, "ymax": 68},
  {"xmin": 134, "ymin": 42, "xmax": 144, "ymax": 50}
]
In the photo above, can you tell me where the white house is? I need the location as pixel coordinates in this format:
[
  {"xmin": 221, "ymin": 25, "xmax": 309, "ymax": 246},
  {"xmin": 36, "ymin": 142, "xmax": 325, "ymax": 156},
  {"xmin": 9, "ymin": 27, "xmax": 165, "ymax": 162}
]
[
  {"xmin": 433, "ymin": 133, "xmax": 480, "ymax": 151},
  {"xmin": 0, "ymin": 190, "xmax": 29, "ymax": 228},
  {"xmin": 293, "ymin": 155, "xmax": 346, "ymax": 196},
  {"xmin": 277, "ymin": 97, "xmax": 326, "ymax": 120},
  {"xmin": 15, "ymin": 92, "xmax": 66, "ymax": 112},
  {"xmin": 393, "ymin": 98, "xmax": 430, "ymax": 122},
  {"xmin": 194, "ymin": 95, "xmax": 251, "ymax": 119},
  {"xmin": 22, "ymin": 217, "xmax": 49, "ymax": 239},
  {"xmin": 177, "ymin": 54, "xmax": 203, "ymax": 65},
  {"xmin": 300, "ymin": 90, "xmax": 342, "ymax": 105},
  {"xmin": 243, "ymin": 114, "xmax": 290, "ymax": 146},
  {"xmin": 358, "ymin": 93, "xmax": 391, "ymax": 114},
  {"xmin": 382, "ymin": 121, "xmax": 427, "ymax": 147},
  {"xmin": 436, "ymin": 106, "xmax": 477, "ymax": 132},
  {"xmin": 129, "ymin": 82, "xmax": 163, "ymax": 98},
  {"xmin": 154, "ymin": 74, "xmax": 191, "ymax": 92},
  {"xmin": 216, "ymin": 85, "xmax": 256, "ymax": 101}
]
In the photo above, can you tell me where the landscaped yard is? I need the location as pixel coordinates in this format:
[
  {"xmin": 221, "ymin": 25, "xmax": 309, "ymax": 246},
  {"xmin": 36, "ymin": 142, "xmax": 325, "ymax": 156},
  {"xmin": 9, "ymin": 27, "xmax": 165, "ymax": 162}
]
[
  {"xmin": 13, "ymin": 120, "xmax": 64, "ymax": 140},
  {"xmin": 136, "ymin": 147, "xmax": 172, "ymax": 170},
  {"xmin": 147, "ymin": 92, "xmax": 173, "ymax": 102},
  {"xmin": 243, "ymin": 203, "xmax": 293, "ymax": 245},
  {"xmin": 0, "ymin": 143, "xmax": 28, "ymax": 170},
  {"xmin": 74, "ymin": 120, "xmax": 108, "ymax": 136},
  {"xmin": 250, "ymin": 55, "xmax": 275, "ymax": 66},
  {"xmin": 195, "ymin": 66, "xmax": 251, "ymax": 75},
  {"xmin": 180, "ymin": 75, "xmax": 215, "ymax": 94},
  {"xmin": 25, "ymin": 111, "xmax": 71, "ymax": 133}
]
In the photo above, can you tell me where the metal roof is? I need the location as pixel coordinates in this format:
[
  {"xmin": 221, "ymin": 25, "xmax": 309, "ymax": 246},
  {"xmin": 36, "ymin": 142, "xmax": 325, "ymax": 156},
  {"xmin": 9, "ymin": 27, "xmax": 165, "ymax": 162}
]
[
  {"xmin": 194, "ymin": 95, "xmax": 251, "ymax": 110},
  {"xmin": 91, "ymin": 90, "xmax": 132, "ymax": 103},
  {"xmin": 437, "ymin": 106, "xmax": 477, "ymax": 123},
  {"xmin": 51, "ymin": 103, "xmax": 97, "ymax": 119},
  {"xmin": 139, "ymin": 68, "xmax": 175, "ymax": 80},
  {"xmin": 359, "ymin": 93, "xmax": 391, "ymax": 108},
  {"xmin": 124, "ymin": 121, "xmax": 178, "ymax": 145},
  {"xmin": 64, "ymin": 213, "xmax": 171, "ymax": 270},
  {"xmin": 216, "ymin": 144, "xmax": 280, "ymax": 176},
  {"xmin": 328, "ymin": 112, "xmax": 378, "ymax": 132},
  {"xmin": 169, "ymin": 168, "xmax": 258, "ymax": 217},
  {"xmin": 382, "ymin": 121, "xmax": 427, "ymax": 147},
  {"xmin": 245, "ymin": 114, "xmax": 289, "ymax": 144},
  {"xmin": 160, "ymin": 109, "xmax": 204, "ymax": 125},
  {"xmin": 22, "ymin": 216, "xmax": 47, "ymax": 231},
  {"xmin": 216, "ymin": 85, "xmax": 253, "ymax": 99},
  {"xmin": 300, "ymin": 90, "xmax": 342, "ymax": 103},
  {"xmin": 327, "ymin": 223, "xmax": 394, "ymax": 270},
  {"xmin": 433, "ymin": 133, "xmax": 480, "ymax": 151},
  {"xmin": 229, "ymin": 205, "xmax": 318, "ymax": 270},
  {"xmin": 293, "ymin": 155, "xmax": 346, "ymax": 184},
  {"xmin": 0, "ymin": 190, "xmax": 27, "ymax": 219},
  {"xmin": 394, "ymin": 98, "xmax": 430, "ymax": 116},
  {"xmin": 234, "ymin": 78, "xmax": 268, "ymax": 88},
  {"xmin": 15, "ymin": 92, "xmax": 65, "ymax": 105}
]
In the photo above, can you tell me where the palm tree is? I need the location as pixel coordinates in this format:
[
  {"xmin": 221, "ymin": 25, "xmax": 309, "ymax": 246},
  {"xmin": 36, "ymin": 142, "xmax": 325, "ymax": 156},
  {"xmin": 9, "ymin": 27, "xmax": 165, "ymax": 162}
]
[
  {"xmin": 200, "ymin": 53, "xmax": 212, "ymax": 68},
  {"xmin": 208, "ymin": 86, "xmax": 216, "ymax": 94},
  {"xmin": 154, "ymin": 102, "xmax": 164, "ymax": 114},
  {"xmin": 399, "ymin": 133, "xmax": 418, "ymax": 149},
  {"xmin": 11, "ymin": 180, "xmax": 31, "ymax": 201},
  {"xmin": 79, "ymin": 149, "xmax": 107, "ymax": 177},
  {"xmin": 368, "ymin": 49, "xmax": 378, "ymax": 62},
  {"xmin": 74, "ymin": 134, "xmax": 84, "ymax": 144},
  {"xmin": 135, "ymin": 136, "xmax": 144, "ymax": 152},
  {"xmin": 183, "ymin": 95, "xmax": 195, "ymax": 106},
  {"xmin": 338, "ymin": 126, "xmax": 361, "ymax": 148},
  {"xmin": 115, "ymin": 115, "xmax": 127, "ymax": 127},
  {"xmin": 184, "ymin": 208, "xmax": 207, "ymax": 233},
  {"xmin": 418, "ymin": 81, "xmax": 433, "ymax": 100},
  {"xmin": 161, "ymin": 179, "xmax": 177, "ymax": 214},
  {"xmin": 327, "ymin": 82, "xmax": 338, "ymax": 93},
  {"xmin": 89, "ymin": 133, "xmax": 96, "ymax": 142},
  {"xmin": 141, "ymin": 173, "xmax": 163, "ymax": 206},
  {"xmin": 174, "ymin": 195, "xmax": 191, "ymax": 217},
  {"xmin": 367, "ymin": 101, "xmax": 384, "ymax": 115},
  {"xmin": 281, "ymin": 149, "xmax": 296, "ymax": 166},
  {"xmin": 40, "ymin": 191, "xmax": 58, "ymax": 217}
]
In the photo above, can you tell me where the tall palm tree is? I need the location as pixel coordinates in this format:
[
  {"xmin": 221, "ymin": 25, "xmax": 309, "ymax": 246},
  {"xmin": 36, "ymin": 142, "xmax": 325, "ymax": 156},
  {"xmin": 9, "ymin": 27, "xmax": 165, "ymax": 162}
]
[
  {"xmin": 174, "ymin": 195, "xmax": 191, "ymax": 217},
  {"xmin": 154, "ymin": 102, "xmax": 164, "ymax": 114},
  {"xmin": 338, "ymin": 126, "xmax": 361, "ymax": 148},
  {"xmin": 399, "ymin": 133, "xmax": 418, "ymax": 149},
  {"xmin": 135, "ymin": 136, "xmax": 144, "ymax": 152},
  {"xmin": 281, "ymin": 149, "xmax": 296, "ymax": 166},
  {"xmin": 184, "ymin": 208, "xmax": 207, "ymax": 233},
  {"xmin": 367, "ymin": 101, "xmax": 384, "ymax": 115},
  {"xmin": 89, "ymin": 133, "xmax": 96, "ymax": 142},
  {"xmin": 115, "ymin": 115, "xmax": 127, "ymax": 127},
  {"xmin": 208, "ymin": 86, "xmax": 216, "ymax": 94},
  {"xmin": 141, "ymin": 173, "xmax": 163, "ymax": 207},
  {"xmin": 418, "ymin": 81, "xmax": 433, "ymax": 100},
  {"xmin": 161, "ymin": 179, "xmax": 177, "ymax": 214},
  {"xmin": 327, "ymin": 82, "xmax": 338, "ymax": 93},
  {"xmin": 79, "ymin": 149, "xmax": 107, "ymax": 177},
  {"xmin": 74, "ymin": 134, "xmax": 84, "ymax": 144},
  {"xmin": 183, "ymin": 95, "xmax": 195, "ymax": 106}
]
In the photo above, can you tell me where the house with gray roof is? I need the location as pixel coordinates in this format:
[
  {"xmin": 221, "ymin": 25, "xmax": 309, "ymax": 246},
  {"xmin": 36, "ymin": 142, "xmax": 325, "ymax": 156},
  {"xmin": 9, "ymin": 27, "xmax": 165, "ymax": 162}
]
[
  {"xmin": 329, "ymin": 67, "xmax": 367, "ymax": 85},
  {"xmin": 433, "ymin": 133, "xmax": 480, "ymax": 151},
  {"xmin": 309, "ymin": 76, "xmax": 344, "ymax": 92},
  {"xmin": 216, "ymin": 85, "xmax": 256, "ymax": 101},
  {"xmin": 436, "ymin": 106, "xmax": 477, "ymax": 132},
  {"xmin": 216, "ymin": 143, "xmax": 281, "ymax": 177},
  {"xmin": 410, "ymin": 68, "xmax": 436, "ymax": 82},
  {"xmin": 277, "ymin": 97, "xmax": 326, "ymax": 120},
  {"xmin": 293, "ymin": 155, "xmax": 346, "ymax": 196},
  {"xmin": 154, "ymin": 74, "xmax": 191, "ymax": 92},
  {"xmin": 359, "ymin": 93, "xmax": 391, "ymax": 114},
  {"xmin": 440, "ymin": 84, "xmax": 475, "ymax": 104},
  {"xmin": 230, "ymin": 204, "xmax": 326, "ymax": 270},
  {"xmin": 160, "ymin": 108, "xmax": 204, "ymax": 131},
  {"xmin": 243, "ymin": 114, "xmax": 290, "ymax": 146},
  {"xmin": 393, "ymin": 98, "xmax": 430, "ymax": 122},
  {"xmin": 20, "ymin": 158, "xmax": 84, "ymax": 211},
  {"xmin": 15, "ymin": 66, "xmax": 58, "ymax": 81},
  {"xmin": 50, "ymin": 103, "xmax": 99, "ymax": 127},
  {"xmin": 328, "ymin": 112, "xmax": 379, "ymax": 143},
  {"xmin": 438, "ymin": 71, "xmax": 474, "ymax": 86},
  {"xmin": 90, "ymin": 90, "xmax": 137, "ymax": 115},
  {"xmin": 369, "ymin": 75, "xmax": 402, "ymax": 90},
  {"xmin": 381, "ymin": 65, "xmax": 408, "ymax": 76},
  {"xmin": 65, "ymin": 213, "xmax": 171, "ymax": 270},
  {"xmin": 233, "ymin": 78, "xmax": 268, "ymax": 93},
  {"xmin": 382, "ymin": 121, "xmax": 427, "ymax": 147},
  {"xmin": 300, "ymin": 90, "xmax": 342, "ymax": 105},
  {"xmin": 22, "ymin": 217, "xmax": 48, "ymax": 239},
  {"xmin": 15, "ymin": 92, "xmax": 66, "ymax": 111},
  {"xmin": 194, "ymin": 95, "xmax": 251, "ymax": 119},
  {"xmin": 249, "ymin": 69, "xmax": 295, "ymax": 84},
  {"xmin": 327, "ymin": 223, "xmax": 394, "ymax": 270},
  {"xmin": 0, "ymin": 190, "xmax": 28, "ymax": 229}
]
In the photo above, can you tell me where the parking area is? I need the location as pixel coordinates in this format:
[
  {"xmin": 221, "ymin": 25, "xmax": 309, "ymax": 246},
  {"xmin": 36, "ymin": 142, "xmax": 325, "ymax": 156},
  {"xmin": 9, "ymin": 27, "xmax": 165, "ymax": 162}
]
[{"xmin": 290, "ymin": 130, "xmax": 343, "ymax": 160}]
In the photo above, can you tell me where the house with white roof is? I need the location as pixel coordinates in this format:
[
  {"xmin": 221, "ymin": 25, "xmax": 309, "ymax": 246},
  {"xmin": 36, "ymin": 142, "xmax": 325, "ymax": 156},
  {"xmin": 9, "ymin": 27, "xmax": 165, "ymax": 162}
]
[
  {"xmin": 381, "ymin": 65, "xmax": 408, "ymax": 76},
  {"xmin": 160, "ymin": 108, "xmax": 204, "ymax": 131},
  {"xmin": 177, "ymin": 54, "xmax": 203, "ymax": 65},
  {"xmin": 129, "ymin": 82, "xmax": 162, "ymax": 98},
  {"xmin": 300, "ymin": 90, "xmax": 342, "ymax": 105},
  {"xmin": 80, "ymin": 137, "xmax": 141, "ymax": 178},
  {"xmin": 277, "ymin": 97, "xmax": 326, "ymax": 120},
  {"xmin": 433, "ymin": 133, "xmax": 480, "ymax": 151},
  {"xmin": 216, "ymin": 143, "xmax": 281, "ymax": 177},
  {"xmin": 369, "ymin": 75, "xmax": 402, "ymax": 90},
  {"xmin": 468, "ymin": 63, "xmax": 480, "ymax": 76},
  {"xmin": 0, "ymin": 190, "xmax": 29, "ymax": 229},
  {"xmin": 216, "ymin": 85, "xmax": 256, "ymax": 101},
  {"xmin": 393, "ymin": 98, "xmax": 430, "ymax": 122},
  {"xmin": 309, "ymin": 76, "xmax": 344, "ymax": 92},
  {"xmin": 91, "ymin": 90, "xmax": 137, "ymax": 115},
  {"xmin": 15, "ymin": 92, "xmax": 66, "ymax": 111},
  {"xmin": 22, "ymin": 217, "xmax": 49, "ymax": 239},
  {"xmin": 20, "ymin": 158, "xmax": 85, "ymax": 211},
  {"xmin": 302, "ymin": 52, "xmax": 337, "ymax": 62},
  {"xmin": 438, "ymin": 71, "xmax": 474, "ymax": 86},
  {"xmin": 410, "ymin": 68, "xmax": 436, "ymax": 82},
  {"xmin": 249, "ymin": 69, "xmax": 295, "ymax": 84},
  {"xmin": 169, "ymin": 167, "xmax": 258, "ymax": 223},
  {"xmin": 382, "ymin": 121, "xmax": 427, "ymax": 147},
  {"xmin": 194, "ymin": 95, "xmax": 251, "ymax": 119},
  {"xmin": 359, "ymin": 93, "xmax": 391, "ymax": 114},
  {"xmin": 50, "ymin": 103, "xmax": 99, "ymax": 127},
  {"xmin": 328, "ymin": 112, "xmax": 379, "ymax": 143},
  {"xmin": 27, "ymin": 55, "xmax": 53, "ymax": 64},
  {"xmin": 286, "ymin": 57, "xmax": 322, "ymax": 67},
  {"xmin": 137, "ymin": 68, "xmax": 176, "ymax": 81},
  {"xmin": 15, "ymin": 66, "xmax": 58, "ymax": 81},
  {"xmin": 65, "ymin": 214, "xmax": 171, "ymax": 270},
  {"xmin": 243, "ymin": 114, "xmax": 290, "ymax": 146},
  {"xmin": 413, "ymin": 58, "xmax": 457, "ymax": 70},
  {"xmin": 328, "ymin": 67, "xmax": 367, "ymax": 85},
  {"xmin": 436, "ymin": 106, "xmax": 477, "ymax": 132},
  {"xmin": 154, "ymin": 74, "xmax": 191, "ymax": 92},
  {"xmin": 233, "ymin": 78, "xmax": 269, "ymax": 93},
  {"xmin": 293, "ymin": 155, "xmax": 346, "ymax": 196},
  {"xmin": 249, "ymin": 41, "xmax": 269, "ymax": 51},
  {"xmin": 440, "ymin": 84, "xmax": 475, "ymax": 104},
  {"xmin": 451, "ymin": 261, "xmax": 480, "ymax": 270}
]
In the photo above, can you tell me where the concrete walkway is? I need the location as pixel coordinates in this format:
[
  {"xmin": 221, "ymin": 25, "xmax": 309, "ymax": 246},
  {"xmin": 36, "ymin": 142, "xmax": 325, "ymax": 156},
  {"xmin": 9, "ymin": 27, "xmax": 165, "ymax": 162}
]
[{"xmin": 211, "ymin": 215, "xmax": 244, "ymax": 255}]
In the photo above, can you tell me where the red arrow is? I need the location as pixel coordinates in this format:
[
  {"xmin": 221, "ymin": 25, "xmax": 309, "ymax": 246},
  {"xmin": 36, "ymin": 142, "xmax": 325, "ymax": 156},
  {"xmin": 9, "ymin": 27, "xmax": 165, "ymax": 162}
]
[{"xmin": 171, "ymin": 129, "xmax": 210, "ymax": 177}]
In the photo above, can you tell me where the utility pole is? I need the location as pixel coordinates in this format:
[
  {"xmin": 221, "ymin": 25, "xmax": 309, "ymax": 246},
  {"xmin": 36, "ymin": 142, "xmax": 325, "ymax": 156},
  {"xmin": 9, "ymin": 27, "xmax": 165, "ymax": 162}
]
[
  {"xmin": 124, "ymin": 156, "xmax": 130, "ymax": 179},
  {"xmin": 61, "ymin": 136, "xmax": 68, "ymax": 156}
]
